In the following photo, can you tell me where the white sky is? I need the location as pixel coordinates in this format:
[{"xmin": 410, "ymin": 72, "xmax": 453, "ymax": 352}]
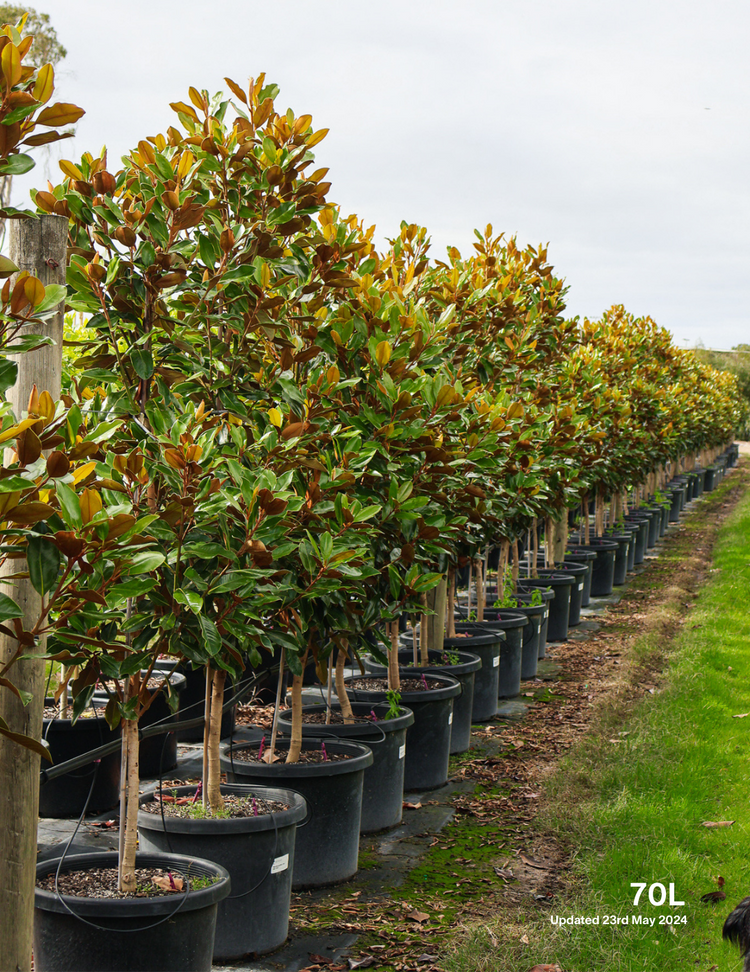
[{"xmin": 14, "ymin": 0, "xmax": 750, "ymax": 348}]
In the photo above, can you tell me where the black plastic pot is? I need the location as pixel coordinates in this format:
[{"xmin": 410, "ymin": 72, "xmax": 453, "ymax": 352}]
[
  {"xmin": 563, "ymin": 548, "xmax": 597, "ymax": 605},
  {"xmin": 540, "ymin": 562, "xmax": 586, "ymax": 622},
  {"xmin": 34, "ymin": 850, "xmax": 230, "ymax": 972},
  {"xmin": 569, "ymin": 539, "xmax": 618, "ymax": 597},
  {"xmin": 516, "ymin": 587, "xmax": 554, "ymax": 659},
  {"xmin": 704, "ymin": 466, "xmax": 716, "ymax": 492},
  {"xmin": 277, "ymin": 702, "xmax": 413, "ymax": 831},
  {"xmin": 154, "ymin": 659, "xmax": 236, "ymax": 743},
  {"xmin": 601, "ymin": 533, "xmax": 631, "ymax": 585},
  {"xmin": 94, "ymin": 671, "xmax": 186, "ymax": 779},
  {"xmin": 222, "ymin": 738, "xmax": 372, "ymax": 889},
  {"xmin": 138, "ymin": 784, "xmax": 306, "ymax": 960},
  {"xmin": 460, "ymin": 613, "xmax": 527, "ymax": 697},
  {"xmin": 343, "ymin": 673, "xmax": 460, "ymax": 791},
  {"xmin": 624, "ymin": 516, "xmax": 649, "ymax": 563},
  {"xmin": 520, "ymin": 574, "xmax": 573, "ymax": 642},
  {"xmin": 502, "ymin": 602, "xmax": 545, "ymax": 678},
  {"xmin": 640, "ymin": 507, "xmax": 661, "ymax": 548},
  {"xmin": 393, "ymin": 638, "xmax": 488, "ymax": 731},
  {"xmin": 40, "ymin": 701, "xmax": 121, "ymax": 818}
]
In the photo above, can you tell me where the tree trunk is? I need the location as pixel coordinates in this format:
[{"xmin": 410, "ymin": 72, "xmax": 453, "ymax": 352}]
[
  {"xmin": 266, "ymin": 647, "xmax": 285, "ymax": 762},
  {"xmin": 118, "ymin": 716, "xmax": 139, "ymax": 892},
  {"xmin": 388, "ymin": 621, "xmax": 401, "ymax": 691},
  {"xmin": 419, "ymin": 592, "xmax": 429, "ymax": 664},
  {"xmin": 0, "ymin": 215, "xmax": 66, "ymax": 972},
  {"xmin": 531, "ymin": 518, "xmax": 539, "ymax": 577},
  {"xmin": 285, "ymin": 673, "xmax": 303, "ymax": 763},
  {"xmin": 335, "ymin": 645, "xmax": 355, "ymax": 723},
  {"xmin": 511, "ymin": 540, "xmax": 519, "ymax": 593},
  {"xmin": 206, "ymin": 668, "xmax": 225, "ymax": 811},
  {"xmin": 201, "ymin": 663, "xmax": 211, "ymax": 809},
  {"xmin": 446, "ymin": 566, "xmax": 456, "ymax": 638},
  {"xmin": 426, "ymin": 575, "xmax": 447, "ymax": 651},
  {"xmin": 582, "ymin": 492, "xmax": 590, "ymax": 543}
]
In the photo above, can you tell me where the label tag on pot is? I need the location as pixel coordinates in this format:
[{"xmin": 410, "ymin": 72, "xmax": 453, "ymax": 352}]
[
  {"xmin": 399, "ymin": 744, "xmax": 406, "ymax": 759},
  {"xmin": 271, "ymin": 854, "xmax": 289, "ymax": 875},
  {"xmin": 493, "ymin": 655, "xmax": 500, "ymax": 667},
  {"xmin": 578, "ymin": 583, "xmax": 584, "ymax": 591},
  {"xmin": 448, "ymin": 712, "xmax": 453, "ymax": 725}
]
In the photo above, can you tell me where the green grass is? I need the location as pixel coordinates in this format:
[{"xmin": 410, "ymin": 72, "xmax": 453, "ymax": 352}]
[{"xmin": 445, "ymin": 477, "xmax": 750, "ymax": 971}]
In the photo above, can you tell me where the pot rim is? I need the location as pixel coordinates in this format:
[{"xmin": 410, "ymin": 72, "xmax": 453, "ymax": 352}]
[
  {"xmin": 34, "ymin": 850, "xmax": 230, "ymax": 916},
  {"xmin": 221, "ymin": 737, "xmax": 374, "ymax": 777}
]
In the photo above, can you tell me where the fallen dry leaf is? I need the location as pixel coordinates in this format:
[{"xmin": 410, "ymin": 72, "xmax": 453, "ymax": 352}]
[
  {"xmin": 702, "ymin": 820, "xmax": 735, "ymax": 828},
  {"xmin": 152, "ymin": 872, "xmax": 183, "ymax": 892},
  {"xmin": 406, "ymin": 910, "xmax": 430, "ymax": 924},
  {"xmin": 261, "ymin": 751, "xmax": 282, "ymax": 764},
  {"xmin": 733, "ymin": 713, "xmax": 750, "ymax": 719},
  {"xmin": 308, "ymin": 955, "xmax": 334, "ymax": 966},
  {"xmin": 348, "ymin": 959, "xmax": 377, "ymax": 969},
  {"xmin": 494, "ymin": 866, "xmax": 514, "ymax": 881},
  {"xmin": 528, "ymin": 966, "xmax": 562, "ymax": 972},
  {"xmin": 403, "ymin": 801, "xmax": 422, "ymax": 810},
  {"xmin": 520, "ymin": 934, "xmax": 530, "ymax": 944},
  {"xmin": 520, "ymin": 853, "xmax": 546, "ymax": 869}
]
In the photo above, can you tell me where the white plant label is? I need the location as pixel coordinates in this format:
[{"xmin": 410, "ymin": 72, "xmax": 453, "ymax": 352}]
[
  {"xmin": 398, "ymin": 744, "xmax": 406, "ymax": 759},
  {"xmin": 493, "ymin": 655, "xmax": 500, "ymax": 667},
  {"xmin": 448, "ymin": 712, "xmax": 453, "ymax": 725},
  {"xmin": 271, "ymin": 854, "xmax": 289, "ymax": 874},
  {"xmin": 577, "ymin": 582, "xmax": 584, "ymax": 591}
]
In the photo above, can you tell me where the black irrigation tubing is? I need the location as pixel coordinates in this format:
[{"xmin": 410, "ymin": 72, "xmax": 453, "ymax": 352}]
[{"xmin": 39, "ymin": 668, "xmax": 267, "ymax": 785}]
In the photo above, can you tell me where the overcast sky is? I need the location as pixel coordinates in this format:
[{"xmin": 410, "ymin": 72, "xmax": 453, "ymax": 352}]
[{"xmin": 14, "ymin": 0, "xmax": 750, "ymax": 348}]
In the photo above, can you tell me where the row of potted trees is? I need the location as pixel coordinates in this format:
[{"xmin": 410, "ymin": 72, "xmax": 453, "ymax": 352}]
[{"xmin": 0, "ymin": 24, "xmax": 742, "ymax": 970}]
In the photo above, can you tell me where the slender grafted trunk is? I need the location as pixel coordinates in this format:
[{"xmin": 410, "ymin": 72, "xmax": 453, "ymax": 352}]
[
  {"xmin": 326, "ymin": 652, "xmax": 333, "ymax": 724},
  {"xmin": 545, "ymin": 516, "xmax": 554, "ymax": 568},
  {"xmin": 202, "ymin": 663, "xmax": 211, "ymax": 809},
  {"xmin": 266, "ymin": 646, "xmax": 285, "ymax": 762},
  {"xmin": 412, "ymin": 616, "xmax": 419, "ymax": 665},
  {"xmin": 285, "ymin": 673, "xmax": 304, "ymax": 763},
  {"xmin": 498, "ymin": 539, "xmax": 510, "ymax": 594},
  {"xmin": 582, "ymin": 491, "xmax": 590, "ymax": 544},
  {"xmin": 119, "ymin": 716, "xmax": 139, "ymax": 892},
  {"xmin": 511, "ymin": 540, "xmax": 519, "ymax": 593},
  {"xmin": 207, "ymin": 668, "xmax": 226, "ymax": 811},
  {"xmin": 621, "ymin": 489, "xmax": 629, "ymax": 517},
  {"xmin": 427, "ymin": 576, "xmax": 447, "ymax": 653},
  {"xmin": 595, "ymin": 490, "xmax": 605, "ymax": 537},
  {"xmin": 420, "ymin": 592, "xmax": 429, "ymax": 663},
  {"xmin": 446, "ymin": 566, "xmax": 456, "ymax": 638},
  {"xmin": 335, "ymin": 644, "xmax": 355, "ymax": 723},
  {"xmin": 531, "ymin": 518, "xmax": 539, "ymax": 577},
  {"xmin": 388, "ymin": 620, "xmax": 401, "ymax": 691},
  {"xmin": 466, "ymin": 562, "xmax": 472, "ymax": 616},
  {"xmin": 475, "ymin": 558, "xmax": 485, "ymax": 621}
]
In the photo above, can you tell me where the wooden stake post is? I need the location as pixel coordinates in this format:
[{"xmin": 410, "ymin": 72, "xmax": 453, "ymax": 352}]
[{"xmin": 0, "ymin": 215, "xmax": 66, "ymax": 972}]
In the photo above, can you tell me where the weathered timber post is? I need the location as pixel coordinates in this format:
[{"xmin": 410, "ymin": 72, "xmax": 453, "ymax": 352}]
[{"xmin": 0, "ymin": 214, "xmax": 66, "ymax": 972}]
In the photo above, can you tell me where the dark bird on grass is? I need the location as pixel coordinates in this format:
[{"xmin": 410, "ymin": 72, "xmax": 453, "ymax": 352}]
[{"xmin": 723, "ymin": 895, "xmax": 750, "ymax": 970}]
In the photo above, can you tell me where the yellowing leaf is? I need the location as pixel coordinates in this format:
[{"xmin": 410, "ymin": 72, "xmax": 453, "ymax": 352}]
[
  {"xmin": 268, "ymin": 408, "xmax": 282, "ymax": 428},
  {"xmin": 23, "ymin": 276, "xmax": 44, "ymax": 308},
  {"xmin": 306, "ymin": 128, "xmax": 329, "ymax": 147},
  {"xmin": 506, "ymin": 402, "xmax": 525, "ymax": 420},
  {"xmin": 1, "ymin": 43, "xmax": 21, "ymax": 89},
  {"xmin": 176, "ymin": 150, "xmax": 194, "ymax": 180},
  {"xmin": 32, "ymin": 63, "xmax": 54, "ymax": 104},
  {"xmin": 79, "ymin": 488, "xmax": 102, "ymax": 524},
  {"xmin": 72, "ymin": 461, "xmax": 96, "ymax": 485},
  {"xmin": 0, "ymin": 417, "xmax": 38, "ymax": 444},
  {"xmin": 59, "ymin": 159, "xmax": 83, "ymax": 181},
  {"xmin": 224, "ymin": 77, "xmax": 247, "ymax": 105},
  {"xmin": 36, "ymin": 390, "xmax": 55, "ymax": 423},
  {"xmin": 375, "ymin": 341, "xmax": 391, "ymax": 367},
  {"xmin": 188, "ymin": 86, "xmax": 204, "ymax": 111}
]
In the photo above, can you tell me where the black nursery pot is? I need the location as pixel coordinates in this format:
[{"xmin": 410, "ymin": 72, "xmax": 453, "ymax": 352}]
[
  {"xmin": 567, "ymin": 539, "xmax": 618, "ymax": 597},
  {"xmin": 138, "ymin": 784, "xmax": 306, "ymax": 960},
  {"xmin": 516, "ymin": 587, "xmax": 554, "ymax": 659},
  {"xmin": 520, "ymin": 574, "xmax": 573, "ymax": 642},
  {"xmin": 277, "ymin": 702, "xmax": 414, "ymax": 832},
  {"xmin": 94, "ymin": 670, "xmax": 186, "ymax": 779},
  {"xmin": 550, "ymin": 562, "xmax": 588, "ymax": 621},
  {"xmin": 601, "ymin": 533, "xmax": 632, "ymax": 585},
  {"xmin": 39, "ymin": 700, "xmax": 121, "ymax": 819},
  {"xmin": 563, "ymin": 547, "xmax": 597, "ymax": 605},
  {"xmin": 392, "ymin": 639, "xmax": 486, "ymax": 740},
  {"xmin": 463, "ymin": 613, "xmax": 527, "ymax": 698},
  {"xmin": 344, "ymin": 673, "xmax": 460, "ymax": 791},
  {"xmin": 222, "ymin": 738, "xmax": 372, "ymax": 889},
  {"xmin": 34, "ymin": 850, "xmax": 231, "ymax": 972},
  {"xmin": 624, "ymin": 516, "xmax": 649, "ymax": 563}
]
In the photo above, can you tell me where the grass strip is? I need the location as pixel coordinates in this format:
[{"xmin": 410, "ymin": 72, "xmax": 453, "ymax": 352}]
[{"xmin": 445, "ymin": 468, "xmax": 750, "ymax": 972}]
